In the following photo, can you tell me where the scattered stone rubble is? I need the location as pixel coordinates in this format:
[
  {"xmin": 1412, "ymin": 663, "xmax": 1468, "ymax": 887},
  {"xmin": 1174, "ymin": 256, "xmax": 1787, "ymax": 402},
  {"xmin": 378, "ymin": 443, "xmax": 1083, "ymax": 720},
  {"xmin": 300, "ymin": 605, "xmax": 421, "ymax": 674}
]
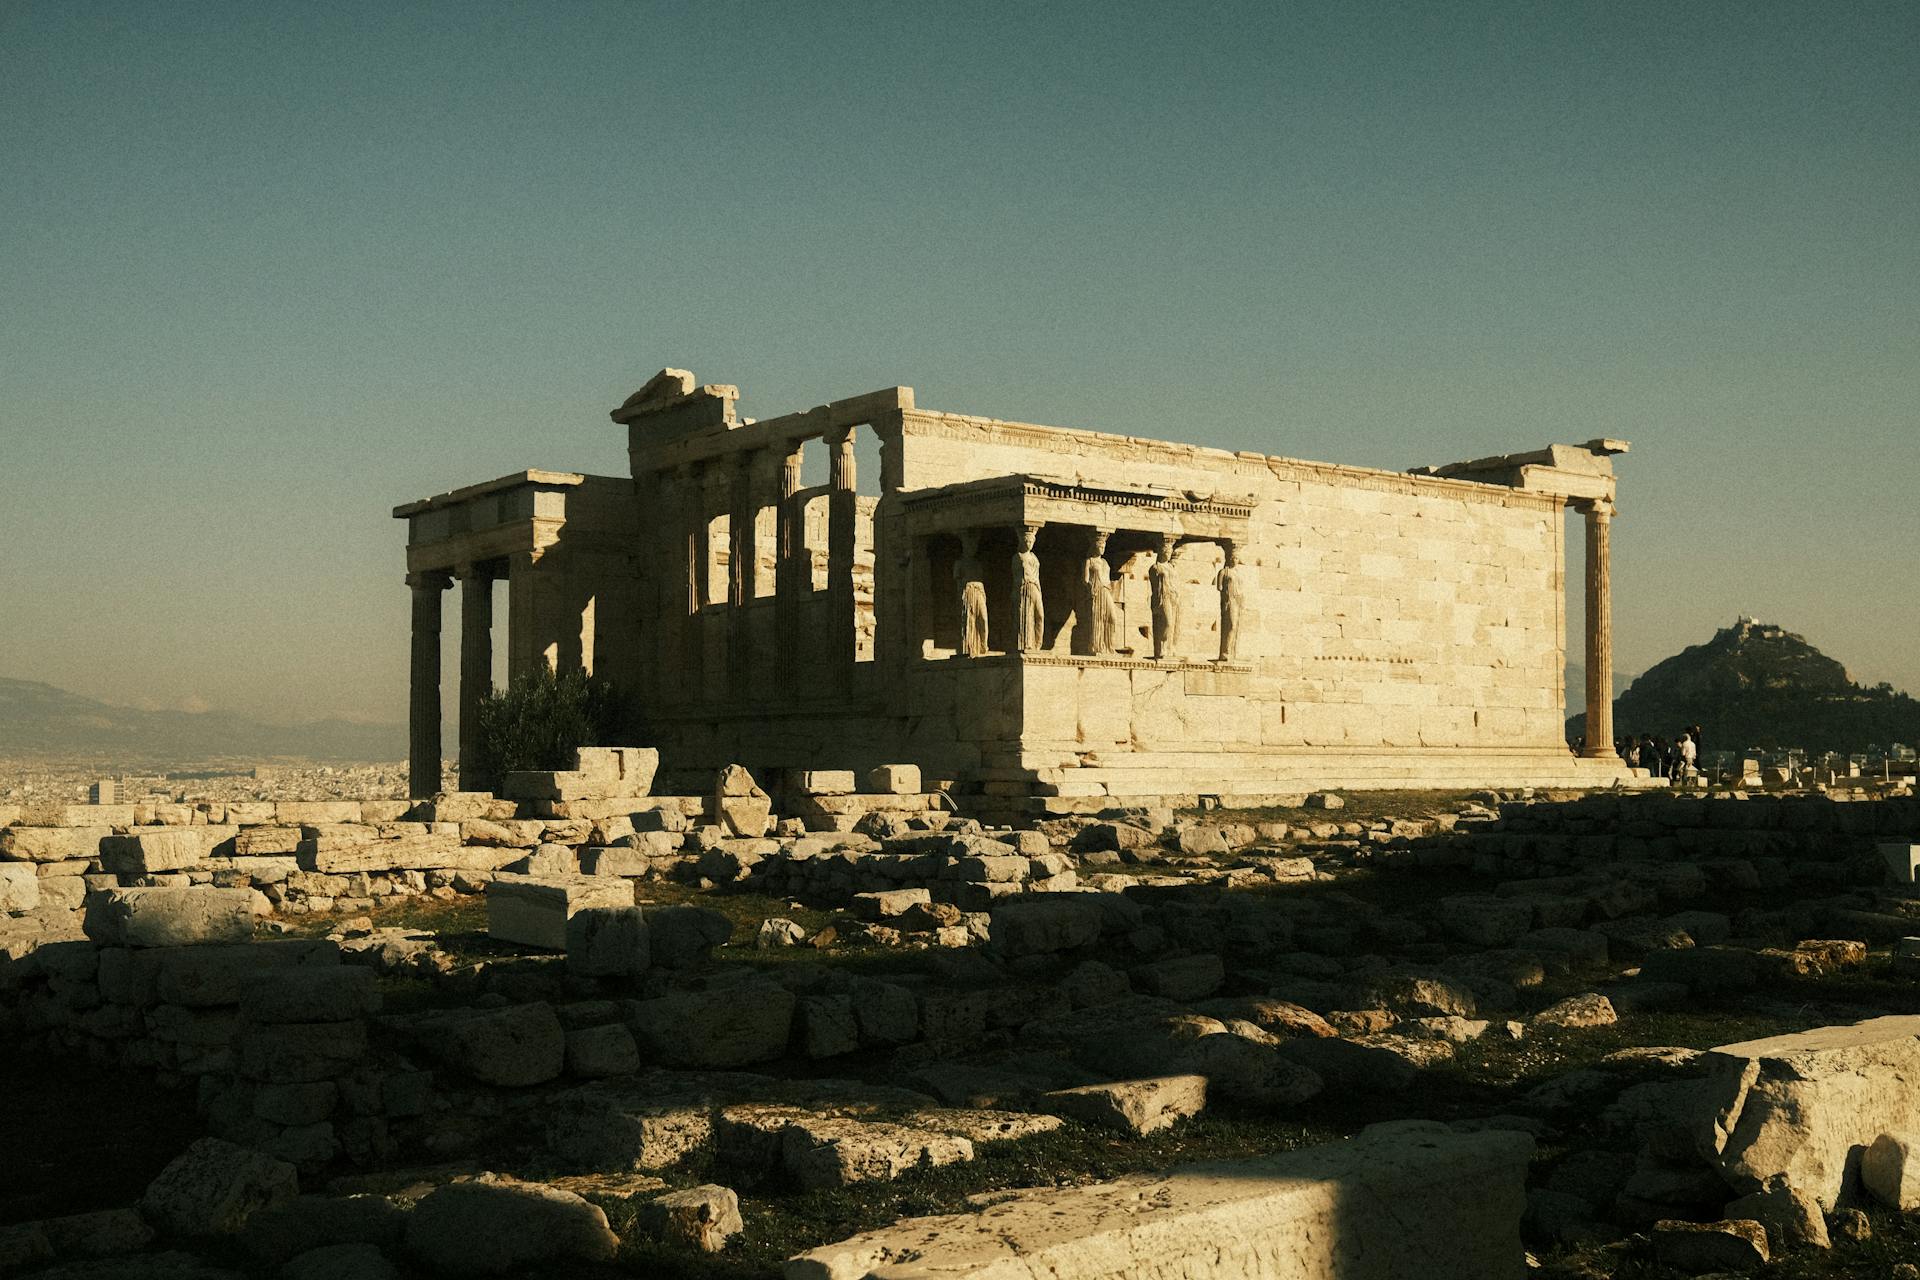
[{"xmin": 8, "ymin": 767, "xmax": 1920, "ymax": 1275}]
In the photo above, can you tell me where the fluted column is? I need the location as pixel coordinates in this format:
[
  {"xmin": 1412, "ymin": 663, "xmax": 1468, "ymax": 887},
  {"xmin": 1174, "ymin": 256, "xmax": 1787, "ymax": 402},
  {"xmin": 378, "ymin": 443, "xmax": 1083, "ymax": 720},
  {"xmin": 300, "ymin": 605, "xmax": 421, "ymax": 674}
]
[
  {"xmin": 455, "ymin": 565, "xmax": 494, "ymax": 787},
  {"xmin": 827, "ymin": 426, "xmax": 857, "ymax": 687},
  {"xmin": 1581, "ymin": 498, "xmax": 1616, "ymax": 758},
  {"xmin": 407, "ymin": 570, "xmax": 452, "ymax": 799}
]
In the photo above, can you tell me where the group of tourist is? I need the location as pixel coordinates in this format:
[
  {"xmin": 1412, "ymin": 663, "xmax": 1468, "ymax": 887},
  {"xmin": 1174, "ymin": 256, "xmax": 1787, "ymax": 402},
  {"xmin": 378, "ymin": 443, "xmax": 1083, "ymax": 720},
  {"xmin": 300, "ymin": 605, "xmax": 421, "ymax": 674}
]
[{"xmin": 1619, "ymin": 725, "xmax": 1706, "ymax": 780}]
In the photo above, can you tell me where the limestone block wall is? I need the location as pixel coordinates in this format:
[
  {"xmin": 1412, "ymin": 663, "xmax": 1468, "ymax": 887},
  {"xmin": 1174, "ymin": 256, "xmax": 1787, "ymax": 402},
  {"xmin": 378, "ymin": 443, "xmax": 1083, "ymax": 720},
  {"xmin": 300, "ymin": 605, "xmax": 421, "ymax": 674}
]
[{"xmin": 888, "ymin": 410, "xmax": 1579, "ymax": 789}]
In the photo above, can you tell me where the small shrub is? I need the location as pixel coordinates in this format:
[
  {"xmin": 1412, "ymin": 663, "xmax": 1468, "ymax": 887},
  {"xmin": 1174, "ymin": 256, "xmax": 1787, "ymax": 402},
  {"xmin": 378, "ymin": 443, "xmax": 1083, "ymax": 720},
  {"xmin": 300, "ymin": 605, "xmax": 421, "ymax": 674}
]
[{"xmin": 466, "ymin": 666, "xmax": 634, "ymax": 792}]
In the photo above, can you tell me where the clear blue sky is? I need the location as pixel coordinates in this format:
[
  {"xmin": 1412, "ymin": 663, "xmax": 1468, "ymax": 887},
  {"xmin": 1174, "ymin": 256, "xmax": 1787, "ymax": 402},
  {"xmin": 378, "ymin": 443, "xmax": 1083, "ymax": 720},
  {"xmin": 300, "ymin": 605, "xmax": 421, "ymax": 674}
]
[{"xmin": 2, "ymin": 1, "xmax": 1915, "ymax": 724}]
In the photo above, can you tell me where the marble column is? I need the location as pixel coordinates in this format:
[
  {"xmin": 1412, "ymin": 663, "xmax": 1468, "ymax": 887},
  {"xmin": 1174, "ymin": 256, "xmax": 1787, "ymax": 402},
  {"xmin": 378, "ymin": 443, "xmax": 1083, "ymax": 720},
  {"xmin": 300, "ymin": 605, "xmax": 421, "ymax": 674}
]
[
  {"xmin": 1581, "ymin": 498, "xmax": 1616, "ymax": 758},
  {"xmin": 827, "ymin": 427, "xmax": 857, "ymax": 685},
  {"xmin": 407, "ymin": 570, "xmax": 452, "ymax": 799},
  {"xmin": 455, "ymin": 565, "xmax": 494, "ymax": 787},
  {"xmin": 775, "ymin": 445, "xmax": 805, "ymax": 690},
  {"xmin": 726, "ymin": 452, "xmax": 758, "ymax": 700},
  {"xmin": 682, "ymin": 462, "xmax": 709, "ymax": 704}
]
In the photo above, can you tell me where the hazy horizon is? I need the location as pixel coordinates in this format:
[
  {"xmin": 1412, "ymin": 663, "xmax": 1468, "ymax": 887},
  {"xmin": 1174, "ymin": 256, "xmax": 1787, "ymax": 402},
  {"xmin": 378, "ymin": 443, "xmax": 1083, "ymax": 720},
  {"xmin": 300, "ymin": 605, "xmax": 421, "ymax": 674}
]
[{"xmin": 4, "ymin": 2, "xmax": 1915, "ymax": 726}]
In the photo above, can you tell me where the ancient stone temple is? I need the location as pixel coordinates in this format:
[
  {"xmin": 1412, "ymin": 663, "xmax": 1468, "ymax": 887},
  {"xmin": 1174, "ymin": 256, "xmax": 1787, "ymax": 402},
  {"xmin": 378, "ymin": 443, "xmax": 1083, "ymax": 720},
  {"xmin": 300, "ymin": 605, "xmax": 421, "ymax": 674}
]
[{"xmin": 395, "ymin": 370, "xmax": 1633, "ymax": 806}]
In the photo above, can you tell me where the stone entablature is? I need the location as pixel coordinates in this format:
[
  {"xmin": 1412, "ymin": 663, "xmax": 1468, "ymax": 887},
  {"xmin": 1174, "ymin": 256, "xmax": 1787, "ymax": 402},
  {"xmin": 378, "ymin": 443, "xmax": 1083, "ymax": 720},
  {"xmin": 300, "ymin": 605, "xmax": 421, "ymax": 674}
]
[{"xmin": 395, "ymin": 369, "xmax": 1635, "ymax": 802}]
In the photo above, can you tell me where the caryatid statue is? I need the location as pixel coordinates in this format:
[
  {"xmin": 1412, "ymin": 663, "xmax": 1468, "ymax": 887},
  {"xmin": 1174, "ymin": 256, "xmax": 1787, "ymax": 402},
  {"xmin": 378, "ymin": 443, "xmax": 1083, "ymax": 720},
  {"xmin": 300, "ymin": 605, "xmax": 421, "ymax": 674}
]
[
  {"xmin": 1216, "ymin": 541, "xmax": 1248, "ymax": 661},
  {"xmin": 1015, "ymin": 524, "xmax": 1045, "ymax": 652},
  {"xmin": 957, "ymin": 532, "xmax": 989, "ymax": 658},
  {"xmin": 1082, "ymin": 530, "xmax": 1118, "ymax": 655},
  {"xmin": 1148, "ymin": 534, "xmax": 1180, "ymax": 659}
]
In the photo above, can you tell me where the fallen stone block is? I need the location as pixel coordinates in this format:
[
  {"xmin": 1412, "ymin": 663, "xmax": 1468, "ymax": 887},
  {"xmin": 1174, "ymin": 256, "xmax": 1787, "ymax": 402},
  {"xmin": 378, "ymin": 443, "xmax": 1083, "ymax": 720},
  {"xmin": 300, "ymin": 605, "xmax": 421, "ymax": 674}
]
[
  {"xmin": 1699, "ymin": 1015, "xmax": 1920, "ymax": 1209},
  {"xmin": 866, "ymin": 764, "xmax": 921, "ymax": 795},
  {"xmin": 782, "ymin": 1116, "xmax": 973, "ymax": 1190},
  {"xmin": 1863, "ymin": 1131, "xmax": 1920, "ymax": 1211},
  {"xmin": 785, "ymin": 1121, "xmax": 1531, "ymax": 1279},
  {"xmin": 547, "ymin": 1085, "xmax": 715, "ymax": 1171},
  {"xmin": 141, "ymin": 1137, "xmax": 300, "ymax": 1237},
  {"xmin": 100, "ymin": 826, "xmax": 240, "ymax": 875},
  {"xmin": 852, "ymin": 887, "xmax": 931, "ymax": 919},
  {"xmin": 84, "ymin": 887, "xmax": 255, "ymax": 947},
  {"xmin": 0, "ymin": 863, "xmax": 39, "ymax": 912},
  {"xmin": 634, "ymin": 1184, "xmax": 743, "ymax": 1253},
  {"xmin": 1533, "ymin": 993, "xmax": 1617, "ymax": 1030},
  {"xmin": 405, "ymin": 1175, "xmax": 618, "ymax": 1275},
  {"xmin": 1043, "ymin": 1075, "xmax": 1207, "ymax": 1135},
  {"xmin": 0, "ymin": 825, "xmax": 111, "ymax": 863},
  {"xmin": 486, "ymin": 876, "xmax": 634, "ymax": 950},
  {"xmin": 1650, "ymin": 1218, "xmax": 1769, "ymax": 1272},
  {"xmin": 566, "ymin": 906, "xmax": 651, "ymax": 978}
]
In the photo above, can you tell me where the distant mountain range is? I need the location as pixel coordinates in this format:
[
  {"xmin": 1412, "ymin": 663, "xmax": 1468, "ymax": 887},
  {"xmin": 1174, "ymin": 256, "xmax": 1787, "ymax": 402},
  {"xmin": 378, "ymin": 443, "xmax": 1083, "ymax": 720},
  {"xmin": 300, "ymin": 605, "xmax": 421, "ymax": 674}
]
[
  {"xmin": 0, "ymin": 677, "xmax": 404, "ymax": 764},
  {"xmin": 1568, "ymin": 619, "xmax": 1920, "ymax": 754}
]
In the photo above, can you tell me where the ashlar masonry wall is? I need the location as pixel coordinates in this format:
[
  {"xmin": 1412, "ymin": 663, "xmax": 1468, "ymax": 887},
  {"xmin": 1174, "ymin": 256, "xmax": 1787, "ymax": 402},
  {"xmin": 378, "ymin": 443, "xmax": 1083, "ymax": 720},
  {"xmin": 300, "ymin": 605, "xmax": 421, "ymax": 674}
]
[{"xmin": 891, "ymin": 410, "xmax": 1588, "ymax": 796}]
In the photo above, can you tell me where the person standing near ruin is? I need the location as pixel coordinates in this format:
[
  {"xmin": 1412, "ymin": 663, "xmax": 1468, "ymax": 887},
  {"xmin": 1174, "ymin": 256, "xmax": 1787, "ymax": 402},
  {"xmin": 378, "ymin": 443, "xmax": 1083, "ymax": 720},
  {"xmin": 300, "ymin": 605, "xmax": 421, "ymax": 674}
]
[{"xmin": 1014, "ymin": 526, "xmax": 1044, "ymax": 651}]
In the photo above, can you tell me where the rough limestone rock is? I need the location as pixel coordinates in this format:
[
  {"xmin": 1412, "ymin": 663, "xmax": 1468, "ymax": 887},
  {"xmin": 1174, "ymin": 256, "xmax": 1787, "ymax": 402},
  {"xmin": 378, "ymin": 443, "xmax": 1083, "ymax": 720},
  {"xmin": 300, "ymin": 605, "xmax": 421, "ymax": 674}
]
[
  {"xmin": 782, "ymin": 1116, "xmax": 974, "ymax": 1190},
  {"xmin": 565, "ymin": 1023, "xmax": 642, "ymax": 1078},
  {"xmin": 1863, "ymin": 1131, "xmax": 1920, "ymax": 1211},
  {"xmin": 628, "ymin": 983, "xmax": 795, "ymax": 1068},
  {"xmin": 1724, "ymin": 1178, "xmax": 1830, "ymax": 1251},
  {"xmin": 547, "ymin": 1086, "xmax": 716, "ymax": 1172},
  {"xmin": 1043, "ymin": 1075, "xmax": 1208, "ymax": 1135},
  {"xmin": 1650, "ymin": 1219, "xmax": 1770, "ymax": 1272},
  {"xmin": 141, "ymin": 1138, "xmax": 300, "ymax": 1237},
  {"xmin": 1699, "ymin": 1016, "xmax": 1920, "ymax": 1209},
  {"xmin": 0, "ymin": 864, "xmax": 39, "ymax": 912},
  {"xmin": 422, "ymin": 1003, "xmax": 566, "ymax": 1087},
  {"xmin": 635, "ymin": 1184, "xmax": 744, "ymax": 1253},
  {"xmin": 786, "ymin": 1121, "xmax": 1531, "ymax": 1280},
  {"xmin": 85, "ymin": 887, "xmax": 255, "ymax": 947},
  {"xmin": 1533, "ymin": 993, "xmax": 1617, "ymax": 1030},
  {"xmin": 405, "ymin": 1176, "xmax": 619, "ymax": 1275}
]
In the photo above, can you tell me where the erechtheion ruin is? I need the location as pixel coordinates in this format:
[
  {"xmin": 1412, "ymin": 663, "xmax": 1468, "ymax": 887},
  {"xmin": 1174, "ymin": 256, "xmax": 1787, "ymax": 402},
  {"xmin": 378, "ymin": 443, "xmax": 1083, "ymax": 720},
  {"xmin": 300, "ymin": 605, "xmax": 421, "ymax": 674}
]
[{"xmin": 396, "ymin": 370, "xmax": 1633, "ymax": 803}]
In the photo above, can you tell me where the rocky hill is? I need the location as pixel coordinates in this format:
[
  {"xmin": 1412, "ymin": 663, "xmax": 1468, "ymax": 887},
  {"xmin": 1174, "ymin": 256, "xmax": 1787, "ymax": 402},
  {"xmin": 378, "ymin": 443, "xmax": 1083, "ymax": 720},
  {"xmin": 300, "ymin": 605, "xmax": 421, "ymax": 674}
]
[
  {"xmin": 1569, "ymin": 618, "xmax": 1920, "ymax": 754},
  {"xmin": 0, "ymin": 677, "xmax": 404, "ymax": 764}
]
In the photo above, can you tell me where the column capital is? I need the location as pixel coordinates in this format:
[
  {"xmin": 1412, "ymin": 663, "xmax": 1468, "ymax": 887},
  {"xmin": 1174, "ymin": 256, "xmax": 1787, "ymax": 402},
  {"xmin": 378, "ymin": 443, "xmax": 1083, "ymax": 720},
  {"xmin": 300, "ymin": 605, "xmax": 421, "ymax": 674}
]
[
  {"xmin": 1575, "ymin": 496, "xmax": 1616, "ymax": 520},
  {"xmin": 406, "ymin": 569, "xmax": 453, "ymax": 592},
  {"xmin": 452, "ymin": 562, "xmax": 496, "ymax": 583}
]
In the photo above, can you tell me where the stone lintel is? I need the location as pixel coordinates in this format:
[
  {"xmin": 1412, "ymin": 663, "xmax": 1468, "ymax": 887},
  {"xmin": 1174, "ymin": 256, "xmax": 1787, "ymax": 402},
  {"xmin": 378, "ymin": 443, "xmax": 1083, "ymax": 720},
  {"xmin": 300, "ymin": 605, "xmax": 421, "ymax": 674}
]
[
  {"xmin": 633, "ymin": 385, "xmax": 916, "ymax": 470},
  {"xmin": 393, "ymin": 469, "xmax": 584, "ymax": 519}
]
